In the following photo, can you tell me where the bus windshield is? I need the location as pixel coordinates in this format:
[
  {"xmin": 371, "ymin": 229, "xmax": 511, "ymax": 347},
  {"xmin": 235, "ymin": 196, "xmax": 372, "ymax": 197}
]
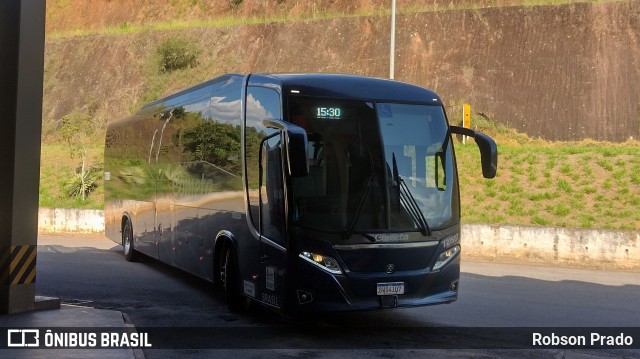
[{"xmin": 289, "ymin": 97, "xmax": 458, "ymax": 236}]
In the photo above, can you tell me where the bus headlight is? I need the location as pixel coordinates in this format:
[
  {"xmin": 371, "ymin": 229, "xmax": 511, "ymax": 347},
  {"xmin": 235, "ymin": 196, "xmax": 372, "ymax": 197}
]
[
  {"xmin": 432, "ymin": 245, "xmax": 460, "ymax": 271},
  {"xmin": 299, "ymin": 252, "xmax": 343, "ymax": 275}
]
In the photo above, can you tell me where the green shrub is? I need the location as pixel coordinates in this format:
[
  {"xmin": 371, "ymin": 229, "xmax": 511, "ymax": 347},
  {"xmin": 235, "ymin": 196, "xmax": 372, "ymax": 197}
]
[
  {"xmin": 66, "ymin": 167, "xmax": 99, "ymax": 200},
  {"xmin": 553, "ymin": 204, "xmax": 571, "ymax": 217},
  {"xmin": 157, "ymin": 37, "xmax": 199, "ymax": 72},
  {"xmin": 557, "ymin": 179, "xmax": 573, "ymax": 193},
  {"xmin": 531, "ymin": 215, "xmax": 551, "ymax": 226}
]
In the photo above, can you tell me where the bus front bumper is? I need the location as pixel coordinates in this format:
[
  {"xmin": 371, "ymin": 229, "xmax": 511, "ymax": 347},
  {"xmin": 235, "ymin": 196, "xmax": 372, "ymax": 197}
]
[{"xmin": 287, "ymin": 254, "xmax": 460, "ymax": 312}]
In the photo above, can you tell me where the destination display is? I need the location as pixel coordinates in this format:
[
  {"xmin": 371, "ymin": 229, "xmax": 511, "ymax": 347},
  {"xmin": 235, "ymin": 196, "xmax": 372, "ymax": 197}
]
[{"xmin": 315, "ymin": 107, "xmax": 342, "ymax": 119}]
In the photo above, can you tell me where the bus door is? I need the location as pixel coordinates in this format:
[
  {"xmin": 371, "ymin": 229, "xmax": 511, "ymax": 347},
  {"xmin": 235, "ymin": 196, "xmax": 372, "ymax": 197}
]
[{"xmin": 258, "ymin": 131, "xmax": 287, "ymax": 308}]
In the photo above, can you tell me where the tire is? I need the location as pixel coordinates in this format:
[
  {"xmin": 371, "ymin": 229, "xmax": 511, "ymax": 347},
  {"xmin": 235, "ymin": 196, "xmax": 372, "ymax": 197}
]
[
  {"xmin": 122, "ymin": 218, "xmax": 139, "ymax": 262},
  {"xmin": 221, "ymin": 244, "xmax": 245, "ymax": 312}
]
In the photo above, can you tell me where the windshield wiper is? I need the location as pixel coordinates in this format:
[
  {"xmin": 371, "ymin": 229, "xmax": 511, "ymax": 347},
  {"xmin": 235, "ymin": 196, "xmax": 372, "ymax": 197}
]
[
  {"xmin": 353, "ymin": 231, "xmax": 377, "ymax": 243},
  {"xmin": 392, "ymin": 153, "xmax": 431, "ymax": 236},
  {"xmin": 343, "ymin": 174, "xmax": 375, "ymax": 240}
]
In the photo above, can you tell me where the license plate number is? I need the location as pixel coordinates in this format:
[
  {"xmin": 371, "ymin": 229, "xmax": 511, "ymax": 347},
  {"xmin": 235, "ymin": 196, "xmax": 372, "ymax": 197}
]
[{"xmin": 377, "ymin": 282, "xmax": 405, "ymax": 296}]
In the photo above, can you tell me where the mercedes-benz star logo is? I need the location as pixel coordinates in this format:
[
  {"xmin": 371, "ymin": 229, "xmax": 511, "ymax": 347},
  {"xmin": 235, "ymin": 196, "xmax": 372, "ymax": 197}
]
[{"xmin": 385, "ymin": 264, "xmax": 395, "ymax": 274}]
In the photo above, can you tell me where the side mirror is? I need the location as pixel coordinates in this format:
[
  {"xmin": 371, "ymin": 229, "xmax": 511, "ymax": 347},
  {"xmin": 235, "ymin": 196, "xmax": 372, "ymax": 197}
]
[
  {"xmin": 263, "ymin": 119, "xmax": 309, "ymax": 177},
  {"xmin": 450, "ymin": 126, "xmax": 498, "ymax": 179}
]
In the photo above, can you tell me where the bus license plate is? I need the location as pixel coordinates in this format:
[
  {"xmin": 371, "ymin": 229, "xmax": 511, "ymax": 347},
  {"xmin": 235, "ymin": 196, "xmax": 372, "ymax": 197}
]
[{"xmin": 377, "ymin": 282, "xmax": 405, "ymax": 296}]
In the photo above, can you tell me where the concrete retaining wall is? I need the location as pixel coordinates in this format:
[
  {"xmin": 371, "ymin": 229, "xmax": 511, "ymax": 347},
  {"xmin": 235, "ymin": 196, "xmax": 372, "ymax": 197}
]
[
  {"xmin": 37, "ymin": 208, "xmax": 640, "ymax": 270},
  {"xmin": 38, "ymin": 208, "xmax": 104, "ymax": 234},
  {"xmin": 462, "ymin": 224, "xmax": 639, "ymax": 270}
]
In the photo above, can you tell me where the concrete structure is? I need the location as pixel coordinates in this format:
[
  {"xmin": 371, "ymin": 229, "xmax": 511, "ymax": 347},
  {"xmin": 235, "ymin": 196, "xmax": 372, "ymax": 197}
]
[
  {"xmin": 463, "ymin": 224, "xmax": 640, "ymax": 270},
  {"xmin": 0, "ymin": 0, "xmax": 46, "ymax": 314},
  {"xmin": 38, "ymin": 208, "xmax": 104, "ymax": 234}
]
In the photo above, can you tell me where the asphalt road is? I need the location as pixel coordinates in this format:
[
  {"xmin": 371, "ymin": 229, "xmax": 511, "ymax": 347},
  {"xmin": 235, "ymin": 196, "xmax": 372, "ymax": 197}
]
[{"xmin": 34, "ymin": 234, "xmax": 640, "ymax": 358}]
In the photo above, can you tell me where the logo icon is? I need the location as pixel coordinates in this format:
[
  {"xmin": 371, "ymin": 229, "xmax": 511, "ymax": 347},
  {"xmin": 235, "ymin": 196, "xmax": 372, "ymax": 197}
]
[
  {"xmin": 7, "ymin": 329, "xmax": 40, "ymax": 347},
  {"xmin": 385, "ymin": 264, "xmax": 395, "ymax": 274}
]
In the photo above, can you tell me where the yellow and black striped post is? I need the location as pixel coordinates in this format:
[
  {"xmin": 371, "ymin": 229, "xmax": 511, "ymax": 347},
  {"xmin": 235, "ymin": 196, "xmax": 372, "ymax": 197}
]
[
  {"xmin": 0, "ymin": 0, "xmax": 46, "ymax": 314},
  {"xmin": 1, "ymin": 246, "xmax": 37, "ymax": 287}
]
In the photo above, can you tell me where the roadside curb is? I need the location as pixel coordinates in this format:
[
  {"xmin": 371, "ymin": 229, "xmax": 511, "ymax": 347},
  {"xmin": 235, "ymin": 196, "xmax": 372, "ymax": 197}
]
[{"xmin": 122, "ymin": 313, "xmax": 146, "ymax": 359}]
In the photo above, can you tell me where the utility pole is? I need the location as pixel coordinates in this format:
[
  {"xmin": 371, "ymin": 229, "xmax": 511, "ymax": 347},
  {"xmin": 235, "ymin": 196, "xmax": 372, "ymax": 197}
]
[{"xmin": 389, "ymin": 0, "xmax": 396, "ymax": 80}]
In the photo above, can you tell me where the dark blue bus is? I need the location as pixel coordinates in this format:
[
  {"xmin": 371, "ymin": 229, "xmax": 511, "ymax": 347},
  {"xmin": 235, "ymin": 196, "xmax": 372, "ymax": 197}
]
[{"xmin": 104, "ymin": 73, "xmax": 497, "ymax": 312}]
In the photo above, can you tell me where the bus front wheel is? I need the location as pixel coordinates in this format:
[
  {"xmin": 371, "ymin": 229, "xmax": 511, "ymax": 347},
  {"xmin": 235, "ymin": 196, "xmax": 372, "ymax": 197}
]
[
  {"xmin": 222, "ymin": 245, "xmax": 245, "ymax": 312},
  {"xmin": 122, "ymin": 219, "xmax": 138, "ymax": 262}
]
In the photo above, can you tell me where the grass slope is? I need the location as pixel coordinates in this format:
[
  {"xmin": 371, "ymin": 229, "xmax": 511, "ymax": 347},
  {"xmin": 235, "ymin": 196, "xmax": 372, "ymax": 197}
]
[
  {"xmin": 46, "ymin": 0, "xmax": 631, "ymax": 39},
  {"xmin": 456, "ymin": 117, "xmax": 640, "ymax": 230}
]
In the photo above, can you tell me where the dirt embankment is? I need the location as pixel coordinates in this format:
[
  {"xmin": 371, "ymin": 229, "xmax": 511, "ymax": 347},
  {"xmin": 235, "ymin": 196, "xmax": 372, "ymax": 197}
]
[
  {"xmin": 44, "ymin": 0, "xmax": 542, "ymax": 33},
  {"xmin": 44, "ymin": 1, "xmax": 640, "ymax": 141}
]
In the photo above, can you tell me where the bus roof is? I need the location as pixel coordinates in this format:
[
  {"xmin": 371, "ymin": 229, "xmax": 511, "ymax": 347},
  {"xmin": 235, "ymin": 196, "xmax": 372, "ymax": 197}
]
[
  {"xmin": 137, "ymin": 73, "xmax": 442, "ymax": 116},
  {"xmin": 250, "ymin": 73, "xmax": 442, "ymax": 105}
]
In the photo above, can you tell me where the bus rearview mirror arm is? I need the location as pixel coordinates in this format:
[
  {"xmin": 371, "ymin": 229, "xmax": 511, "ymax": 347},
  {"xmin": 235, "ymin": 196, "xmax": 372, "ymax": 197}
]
[
  {"xmin": 263, "ymin": 119, "xmax": 309, "ymax": 177},
  {"xmin": 450, "ymin": 125, "xmax": 498, "ymax": 179}
]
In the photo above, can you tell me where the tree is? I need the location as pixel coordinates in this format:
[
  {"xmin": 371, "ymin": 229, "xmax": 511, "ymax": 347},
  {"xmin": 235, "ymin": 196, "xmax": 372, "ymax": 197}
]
[{"xmin": 59, "ymin": 112, "xmax": 99, "ymax": 201}]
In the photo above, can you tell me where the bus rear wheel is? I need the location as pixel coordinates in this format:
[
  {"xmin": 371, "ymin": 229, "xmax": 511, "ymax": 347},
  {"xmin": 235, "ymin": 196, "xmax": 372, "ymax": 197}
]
[
  {"xmin": 221, "ymin": 245, "xmax": 245, "ymax": 312},
  {"xmin": 122, "ymin": 219, "xmax": 138, "ymax": 262}
]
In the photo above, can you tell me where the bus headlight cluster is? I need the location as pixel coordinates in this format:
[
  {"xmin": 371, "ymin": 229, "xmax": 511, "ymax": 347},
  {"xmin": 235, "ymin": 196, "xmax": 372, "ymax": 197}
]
[
  {"xmin": 299, "ymin": 252, "xmax": 342, "ymax": 275},
  {"xmin": 432, "ymin": 245, "xmax": 460, "ymax": 271}
]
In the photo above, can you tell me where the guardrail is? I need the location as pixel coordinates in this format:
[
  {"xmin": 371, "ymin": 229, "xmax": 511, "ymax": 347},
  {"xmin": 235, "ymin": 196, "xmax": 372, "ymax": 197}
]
[{"xmin": 37, "ymin": 208, "xmax": 639, "ymax": 270}]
